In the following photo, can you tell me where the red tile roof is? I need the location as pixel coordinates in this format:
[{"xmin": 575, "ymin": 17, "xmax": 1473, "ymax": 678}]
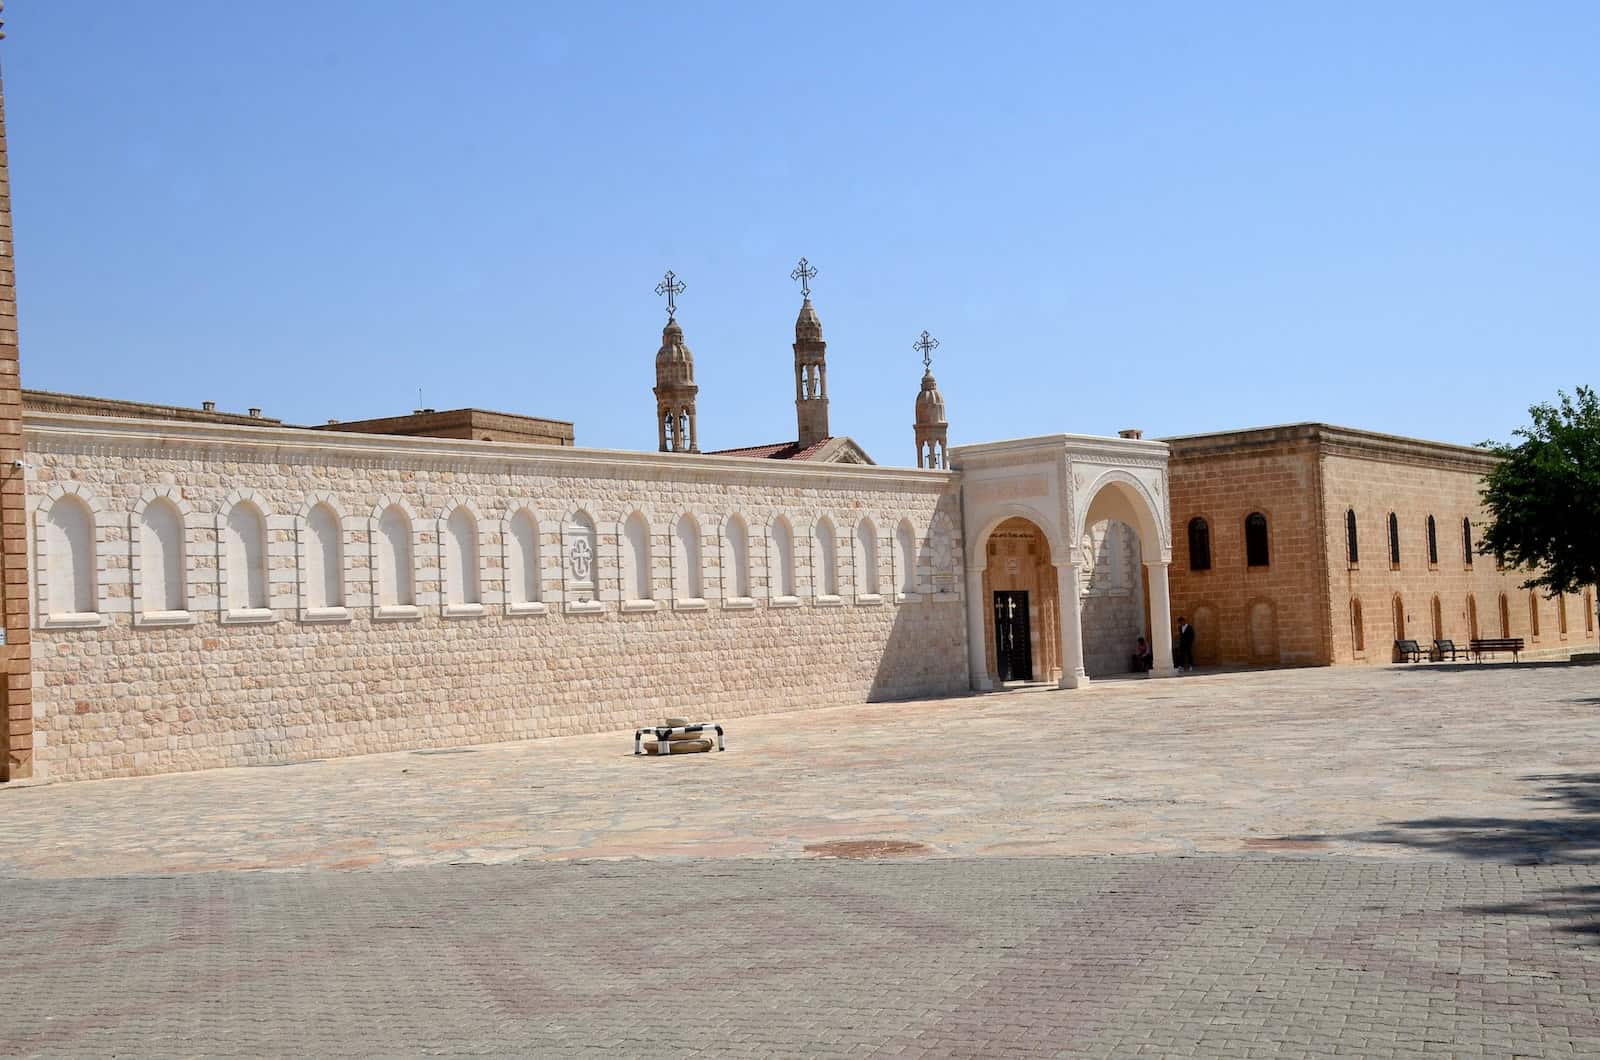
[{"xmin": 708, "ymin": 438, "xmax": 835, "ymax": 461}]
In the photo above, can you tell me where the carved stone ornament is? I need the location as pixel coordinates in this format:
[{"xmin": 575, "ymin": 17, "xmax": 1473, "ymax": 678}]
[{"xmin": 568, "ymin": 539, "xmax": 593, "ymax": 581}]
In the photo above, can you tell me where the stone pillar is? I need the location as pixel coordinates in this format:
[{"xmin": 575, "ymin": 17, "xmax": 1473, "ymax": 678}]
[
  {"xmin": 1145, "ymin": 560, "xmax": 1174, "ymax": 673},
  {"xmin": 965, "ymin": 566, "xmax": 992, "ymax": 691},
  {"xmin": 0, "ymin": 46, "xmax": 29, "ymax": 781},
  {"xmin": 1055, "ymin": 561, "xmax": 1088, "ymax": 689}
]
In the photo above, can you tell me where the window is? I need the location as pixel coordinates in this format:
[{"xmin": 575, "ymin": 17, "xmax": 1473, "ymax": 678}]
[
  {"xmin": 725, "ymin": 515, "xmax": 751, "ymax": 599},
  {"xmin": 622, "ymin": 512, "xmax": 653, "ymax": 601},
  {"xmin": 1498, "ymin": 593, "xmax": 1510, "ymax": 638},
  {"xmin": 1529, "ymin": 592, "xmax": 1540, "ymax": 639},
  {"xmin": 673, "ymin": 515, "xmax": 703, "ymax": 600},
  {"xmin": 1345, "ymin": 509, "xmax": 1358, "ymax": 566},
  {"xmin": 1244, "ymin": 513, "xmax": 1269, "ymax": 568},
  {"xmin": 1426, "ymin": 515, "xmax": 1438, "ymax": 567},
  {"xmin": 506, "ymin": 510, "xmax": 541, "ymax": 605},
  {"xmin": 1431, "ymin": 595, "xmax": 1442, "ymax": 641},
  {"xmin": 377, "ymin": 506, "xmax": 415, "ymax": 607},
  {"xmin": 1462, "ymin": 517, "xmax": 1473, "ymax": 566},
  {"xmin": 855, "ymin": 519, "xmax": 880, "ymax": 596},
  {"xmin": 1350, "ymin": 598, "xmax": 1365, "ymax": 653},
  {"xmin": 896, "ymin": 519, "xmax": 917, "ymax": 595},
  {"xmin": 141, "ymin": 498, "xmax": 186, "ymax": 612},
  {"xmin": 225, "ymin": 502, "xmax": 268, "ymax": 611},
  {"xmin": 1558, "ymin": 595, "xmax": 1568, "ymax": 636},
  {"xmin": 1187, "ymin": 517, "xmax": 1212, "ymax": 571},
  {"xmin": 1392, "ymin": 595, "xmax": 1405, "ymax": 640},
  {"xmin": 1467, "ymin": 594, "xmax": 1479, "ymax": 639},
  {"xmin": 305, "ymin": 503, "xmax": 343, "ymax": 609},
  {"xmin": 45, "ymin": 495, "xmax": 96, "ymax": 616},
  {"xmin": 814, "ymin": 517, "xmax": 838, "ymax": 596},
  {"xmin": 1587, "ymin": 590, "xmax": 1595, "ymax": 635},
  {"xmin": 1388, "ymin": 513, "xmax": 1401, "ymax": 569},
  {"xmin": 444, "ymin": 507, "xmax": 480, "ymax": 606},
  {"xmin": 772, "ymin": 517, "xmax": 796, "ymax": 597}
]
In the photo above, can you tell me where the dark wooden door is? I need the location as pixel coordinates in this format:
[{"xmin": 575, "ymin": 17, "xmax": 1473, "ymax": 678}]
[{"xmin": 994, "ymin": 591, "xmax": 1033, "ymax": 682}]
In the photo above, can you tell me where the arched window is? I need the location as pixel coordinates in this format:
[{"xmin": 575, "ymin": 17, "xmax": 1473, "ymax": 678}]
[
  {"xmin": 377, "ymin": 505, "xmax": 415, "ymax": 607},
  {"xmin": 1558, "ymin": 595, "xmax": 1569, "ymax": 636},
  {"xmin": 1462, "ymin": 518, "xmax": 1474, "ymax": 566},
  {"xmin": 45, "ymin": 494, "xmax": 96, "ymax": 616},
  {"xmin": 1528, "ymin": 592, "xmax": 1540, "ymax": 639},
  {"xmin": 1244, "ymin": 513, "xmax": 1269, "ymax": 568},
  {"xmin": 1498, "ymin": 593, "xmax": 1510, "ymax": 638},
  {"xmin": 506, "ymin": 510, "xmax": 541, "ymax": 605},
  {"xmin": 1187, "ymin": 517, "xmax": 1212, "ymax": 571},
  {"xmin": 225, "ymin": 502, "xmax": 268, "ymax": 611},
  {"xmin": 1350, "ymin": 598, "xmax": 1365, "ymax": 653},
  {"xmin": 444, "ymin": 507, "xmax": 480, "ymax": 606},
  {"xmin": 814, "ymin": 517, "xmax": 838, "ymax": 596},
  {"xmin": 725, "ymin": 515, "xmax": 751, "ymax": 599},
  {"xmin": 622, "ymin": 512, "xmax": 653, "ymax": 601},
  {"xmin": 896, "ymin": 519, "xmax": 917, "ymax": 595},
  {"xmin": 1430, "ymin": 595, "xmax": 1442, "ymax": 642},
  {"xmin": 855, "ymin": 519, "xmax": 880, "ymax": 596},
  {"xmin": 140, "ymin": 498, "xmax": 186, "ymax": 612},
  {"xmin": 305, "ymin": 503, "xmax": 344, "ymax": 609},
  {"xmin": 1392, "ymin": 595, "xmax": 1405, "ymax": 640},
  {"xmin": 1345, "ymin": 509, "xmax": 1358, "ymax": 566},
  {"xmin": 772, "ymin": 517, "xmax": 796, "ymax": 598},
  {"xmin": 1426, "ymin": 515, "xmax": 1438, "ymax": 567},
  {"xmin": 1388, "ymin": 513, "xmax": 1401, "ymax": 569},
  {"xmin": 673, "ymin": 515, "xmax": 703, "ymax": 600},
  {"xmin": 1467, "ymin": 594, "xmax": 1479, "ymax": 640}
]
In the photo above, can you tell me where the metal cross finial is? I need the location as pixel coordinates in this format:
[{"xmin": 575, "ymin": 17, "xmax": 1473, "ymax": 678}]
[
  {"xmin": 655, "ymin": 270, "xmax": 686, "ymax": 318},
  {"xmin": 914, "ymin": 330, "xmax": 940, "ymax": 371},
  {"xmin": 790, "ymin": 257, "xmax": 817, "ymax": 299}
]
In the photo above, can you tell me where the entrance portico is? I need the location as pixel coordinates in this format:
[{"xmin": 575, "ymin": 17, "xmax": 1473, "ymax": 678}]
[{"xmin": 951, "ymin": 434, "xmax": 1173, "ymax": 690}]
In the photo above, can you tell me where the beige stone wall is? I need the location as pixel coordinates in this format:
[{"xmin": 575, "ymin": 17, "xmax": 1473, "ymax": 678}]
[
  {"xmin": 1319, "ymin": 446, "xmax": 1597, "ymax": 664},
  {"xmin": 26, "ymin": 415, "xmax": 967, "ymax": 781}
]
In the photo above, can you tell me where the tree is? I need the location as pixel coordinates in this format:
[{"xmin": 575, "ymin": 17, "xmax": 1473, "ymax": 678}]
[{"xmin": 1479, "ymin": 386, "xmax": 1600, "ymax": 598}]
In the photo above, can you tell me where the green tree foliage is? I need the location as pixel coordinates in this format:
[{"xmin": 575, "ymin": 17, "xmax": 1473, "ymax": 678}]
[{"xmin": 1479, "ymin": 386, "xmax": 1600, "ymax": 597}]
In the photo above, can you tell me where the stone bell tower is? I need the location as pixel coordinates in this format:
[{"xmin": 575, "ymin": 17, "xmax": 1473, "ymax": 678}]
[
  {"xmin": 912, "ymin": 330, "xmax": 948, "ymax": 469},
  {"xmin": 791, "ymin": 258, "xmax": 829, "ymax": 449},
  {"xmin": 652, "ymin": 270, "xmax": 698, "ymax": 453}
]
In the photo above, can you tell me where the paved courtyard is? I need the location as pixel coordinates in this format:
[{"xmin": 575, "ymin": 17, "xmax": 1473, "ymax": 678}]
[{"xmin": 4, "ymin": 663, "xmax": 1600, "ymax": 1055}]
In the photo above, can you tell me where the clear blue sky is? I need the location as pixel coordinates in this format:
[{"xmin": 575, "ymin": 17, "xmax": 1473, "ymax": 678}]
[{"xmin": 7, "ymin": 2, "xmax": 1596, "ymax": 462}]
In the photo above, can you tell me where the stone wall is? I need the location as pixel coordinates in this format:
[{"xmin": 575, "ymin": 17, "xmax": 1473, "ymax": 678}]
[
  {"xmin": 25, "ymin": 414, "xmax": 967, "ymax": 781},
  {"xmin": 1079, "ymin": 520, "xmax": 1145, "ymax": 677},
  {"xmin": 0, "ymin": 56, "xmax": 30, "ymax": 781}
]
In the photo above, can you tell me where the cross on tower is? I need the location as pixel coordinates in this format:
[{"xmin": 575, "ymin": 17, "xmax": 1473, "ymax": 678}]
[
  {"xmin": 655, "ymin": 270, "xmax": 685, "ymax": 318},
  {"xmin": 790, "ymin": 257, "xmax": 817, "ymax": 299},
  {"xmin": 914, "ymin": 330, "xmax": 940, "ymax": 370}
]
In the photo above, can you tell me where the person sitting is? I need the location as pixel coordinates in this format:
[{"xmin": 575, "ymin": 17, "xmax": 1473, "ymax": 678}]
[{"xmin": 1131, "ymin": 636, "xmax": 1154, "ymax": 673}]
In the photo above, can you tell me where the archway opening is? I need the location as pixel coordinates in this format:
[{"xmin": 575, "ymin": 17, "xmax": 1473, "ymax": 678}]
[
  {"xmin": 979, "ymin": 517, "xmax": 1058, "ymax": 686},
  {"xmin": 1080, "ymin": 477, "xmax": 1168, "ymax": 676}
]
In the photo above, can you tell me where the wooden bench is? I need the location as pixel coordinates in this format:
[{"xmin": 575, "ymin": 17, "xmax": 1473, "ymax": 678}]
[
  {"xmin": 1432, "ymin": 638, "xmax": 1468, "ymax": 662},
  {"xmin": 1469, "ymin": 637, "xmax": 1524, "ymax": 662},
  {"xmin": 1394, "ymin": 639, "xmax": 1425, "ymax": 663}
]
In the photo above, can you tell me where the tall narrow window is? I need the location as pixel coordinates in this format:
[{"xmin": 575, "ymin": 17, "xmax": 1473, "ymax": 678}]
[
  {"xmin": 1431, "ymin": 595, "xmax": 1442, "ymax": 641},
  {"xmin": 305, "ymin": 503, "xmax": 343, "ymax": 609},
  {"xmin": 444, "ymin": 507, "xmax": 480, "ymax": 606},
  {"xmin": 1498, "ymin": 593, "xmax": 1510, "ymax": 638},
  {"xmin": 141, "ymin": 499, "xmax": 186, "ymax": 612},
  {"xmin": 896, "ymin": 519, "xmax": 917, "ymax": 595},
  {"xmin": 46, "ymin": 495, "xmax": 96, "ymax": 616},
  {"xmin": 1586, "ymin": 590, "xmax": 1594, "ymax": 635},
  {"xmin": 1350, "ymin": 598, "xmax": 1365, "ymax": 653},
  {"xmin": 1462, "ymin": 518, "xmax": 1474, "ymax": 566},
  {"xmin": 623, "ymin": 513, "xmax": 653, "ymax": 601},
  {"xmin": 725, "ymin": 515, "xmax": 751, "ymax": 599},
  {"xmin": 673, "ymin": 515, "xmax": 702, "ymax": 600},
  {"xmin": 1528, "ymin": 592, "xmax": 1540, "ymax": 639},
  {"xmin": 1558, "ymin": 595, "xmax": 1569, "ymax": 636},
  {"xmin": 225, "ymin": 502, "xmax": 268, "ymax": 610},
  {"xmin": 1392, "ymin": 595, "xmax": 1405, "ymax": 640},
  {"xmin": 1244, "ymin": 513, "xmax": 1269, "ymax": 568},
  {"xmin": 1426, "ymin": 515, "xmax": 1438, "ymax": 567},
  {"xmin": 1388, "ymin": 513, "xmax": 1401, "ymax": 569},
  {"xmin": 1467, "ymin": 595, "xmax": 1479, "ymax": 639},
  {"xmin": 1345, "ymin": 509, "xmax": 1359, "ymax": 566},
  {"xmin": 507, "ymin": 510, "xmax": 540, "ymax": 605},
  {"xmin": 814, "ymin": 517, "xmax": 838, "ymax": 596},
  {"xmin": 378, "ymin": 506, "xmax": 415, "ymax": 607},
  {"xmin": 1187, "ymin": 517, "xmax": 1212, "ymax": 571},
  {"xmin": 772, "ymin": 517, "xmax": 796, "ymax": 597},
  {"xmin": 855, "ymin": 519, "xmax": 880, "ymax": 596}
]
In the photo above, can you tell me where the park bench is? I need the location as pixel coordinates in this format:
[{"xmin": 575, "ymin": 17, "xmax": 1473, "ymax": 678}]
[
  {"xmin": 1393, "ymin": 639, "xmax": 1425, "ymax": 663},
  {"xmin": 1469, "ymin": 637, "xmax": 1524, "ymax": 663},
  {"xmin": 1432, "ymin": 638, "xmax": 1468, "ymax": 662}
]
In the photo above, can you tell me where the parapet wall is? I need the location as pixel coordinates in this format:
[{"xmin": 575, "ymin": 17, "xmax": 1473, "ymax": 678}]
[{"xmin": 26, "ymin": 414, "xmax": 968, "ymax": 781}]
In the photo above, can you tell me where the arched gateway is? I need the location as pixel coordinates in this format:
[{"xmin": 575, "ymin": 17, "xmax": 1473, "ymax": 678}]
[{"xmin": 951, "ymin": 433, "xmax": 1174, "ymax": 690}]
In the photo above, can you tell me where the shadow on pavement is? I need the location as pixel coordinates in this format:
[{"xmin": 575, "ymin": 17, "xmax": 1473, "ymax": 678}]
[{"xmin": 1467, "ymin": 883, "xmax": 1600, "ymax": 939}]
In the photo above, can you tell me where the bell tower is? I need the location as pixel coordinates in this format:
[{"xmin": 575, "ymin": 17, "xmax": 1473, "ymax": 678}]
[
  {"xmin": 913, "ymin": 330, "xmax": 948, "ymax": 469},
  {"xmin": 652, "ymin": 270, "xmax": 698, "ymax": 453},
  {"xmin": 790, "ymin": 258, "xmax": 829, "ymax": 449}
]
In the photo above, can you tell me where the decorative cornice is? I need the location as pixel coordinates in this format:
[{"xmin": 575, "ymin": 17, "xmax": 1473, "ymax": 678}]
[{"xmin": 1162, "ymin": 422, "xmax": 1499, "ymax": 475}]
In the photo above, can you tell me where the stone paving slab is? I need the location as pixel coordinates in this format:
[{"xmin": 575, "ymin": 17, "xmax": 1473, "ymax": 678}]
[
  {"xmin": 5, "ymin": 857, "xmax": 1600, "ymax": 1057},
  {"xmin": 3, "ymin": 664, "xmax": 1599, "ymax": 878}
]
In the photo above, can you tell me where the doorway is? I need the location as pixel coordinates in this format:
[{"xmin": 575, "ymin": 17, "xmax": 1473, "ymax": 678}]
[{"xmin": 994, "ymin": 590, "xmax": 1033, "ymax": 682}]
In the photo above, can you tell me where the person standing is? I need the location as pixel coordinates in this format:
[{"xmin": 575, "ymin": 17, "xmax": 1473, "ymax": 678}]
[{"xmin": 1176, "ymin": 616, "xmax": 1197, "ymax": 671}]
